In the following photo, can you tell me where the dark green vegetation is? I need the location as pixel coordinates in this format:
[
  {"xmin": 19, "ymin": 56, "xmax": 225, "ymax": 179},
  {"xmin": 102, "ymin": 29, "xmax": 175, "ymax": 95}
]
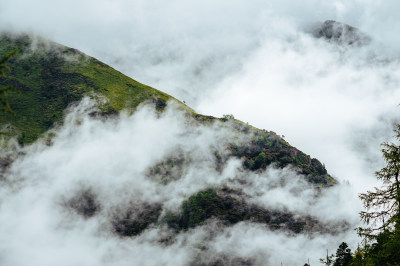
[
  {"xmin": 317, "ymin": 125, "xmax": 400, "ymax": 266},
  {"xmin": 109, "ymin": 188, "xmax": 335, "ymax": 237},
  {"xmin": 66, "ymin": 188, "xmax": 101, "ymax": 218},
  {"xmin": 318, "ymin": 242, "xmax": 352, "ymax": 266},
  {"xmin": 145, "ymin": 128, "xmax": 336, "ymax": 188},
  {"xmin": 165, "ymin": 187, "xmax": 322, "ymax": 233},
  {"xmin": 0, "ymin": 33, "xmax": 181, "ymax": 144},
  {"xmin": 112, "ymin": 203, "xmax": 162, "ymax": 237},
  {"xmin": 235, "ymin": 129, "xmax": 335, "ymax": 185},
  {"xmin": 0, "ymin": 49, "xmax": 19, "ymax": 115}
]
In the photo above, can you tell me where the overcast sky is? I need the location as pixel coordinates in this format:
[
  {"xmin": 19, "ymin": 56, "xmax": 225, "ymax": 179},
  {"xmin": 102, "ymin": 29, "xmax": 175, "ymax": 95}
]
[{"xmin": 1, "ymin": 0, "xmax": 400, "ymax": 191}]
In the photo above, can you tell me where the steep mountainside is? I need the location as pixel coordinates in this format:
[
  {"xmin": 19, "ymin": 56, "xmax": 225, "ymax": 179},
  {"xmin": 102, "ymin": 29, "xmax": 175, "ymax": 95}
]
[
  {"xmin": 0, "ymin": 32, "xmax": 341, "ymax": 241},
  {"xmin": 0, "ymin": 33, "xmax": 185, "ymax": 144}
]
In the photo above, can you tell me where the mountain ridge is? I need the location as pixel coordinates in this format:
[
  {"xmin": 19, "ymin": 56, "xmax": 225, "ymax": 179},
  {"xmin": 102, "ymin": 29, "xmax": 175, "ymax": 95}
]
[
  {"xmin": 0, "ymin": 32, "xmax": 335, "ymax": 185},
  {"xmin": 0, "ymin": 32, "xmax": 192, "ymax": 144},
  {"xmin": 0, "ymin": 32, "xmax": 344, "ymax": 240}
]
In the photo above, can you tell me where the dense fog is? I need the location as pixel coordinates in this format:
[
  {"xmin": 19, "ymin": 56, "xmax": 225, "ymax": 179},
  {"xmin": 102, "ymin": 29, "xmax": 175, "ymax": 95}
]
[{"xmin": 0, "ymin": 100, "xmax": 359, "ymax": 265}]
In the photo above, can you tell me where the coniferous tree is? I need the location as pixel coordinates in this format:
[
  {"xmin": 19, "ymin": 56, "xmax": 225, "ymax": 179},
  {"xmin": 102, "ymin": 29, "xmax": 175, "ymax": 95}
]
[
  {"xmin": 358, "ymin": 124, "xmax": 400, "ymax": 238},
  {"xmin": 316, "ymin": 126, "xmax": 400, "ymax": 265},
  {"xmin": 333, "ymin": 242, "xmax": 352, "ymax": 266},
  {"xmin": 355, "ymin": 125, "xmax": 400, "ymax": 264}
]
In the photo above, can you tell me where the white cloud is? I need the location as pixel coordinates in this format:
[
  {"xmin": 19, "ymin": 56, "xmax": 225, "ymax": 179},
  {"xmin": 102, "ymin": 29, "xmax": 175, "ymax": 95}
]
[{"xmin": 0, "ymin": 100, "xmax": 360, "ymax": 265}]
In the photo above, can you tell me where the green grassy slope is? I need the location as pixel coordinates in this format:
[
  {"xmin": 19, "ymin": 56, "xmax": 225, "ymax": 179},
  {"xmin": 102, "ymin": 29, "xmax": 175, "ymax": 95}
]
[{"xmin": 0, "ymin": 33, "xmax": 187, "ymax": 143}]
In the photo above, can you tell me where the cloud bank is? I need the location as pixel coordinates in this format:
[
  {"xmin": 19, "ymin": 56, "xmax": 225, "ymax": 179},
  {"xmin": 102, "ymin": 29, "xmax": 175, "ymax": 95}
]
[{"xmin": 0, "ymin": 100, "xmax": 360, "ymax": 265}]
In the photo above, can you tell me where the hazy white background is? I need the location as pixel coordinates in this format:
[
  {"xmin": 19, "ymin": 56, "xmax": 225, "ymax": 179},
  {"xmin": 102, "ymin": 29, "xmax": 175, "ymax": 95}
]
[{"xmin": 0, "ymin": 0, "xmax": 400, "ymax": 265}]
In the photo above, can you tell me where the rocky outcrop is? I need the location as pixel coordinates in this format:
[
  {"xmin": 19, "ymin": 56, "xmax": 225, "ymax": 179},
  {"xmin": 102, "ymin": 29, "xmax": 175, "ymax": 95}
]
[{"xmin": 313, "ymin": 20, "xmax": 371, "ymax": 46}]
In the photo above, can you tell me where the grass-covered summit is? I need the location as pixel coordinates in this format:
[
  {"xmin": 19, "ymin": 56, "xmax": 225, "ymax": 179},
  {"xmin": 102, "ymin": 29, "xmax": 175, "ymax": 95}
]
[{"xmin": 0, "ymin": 33, "xmax": 186, "ymax": 144}]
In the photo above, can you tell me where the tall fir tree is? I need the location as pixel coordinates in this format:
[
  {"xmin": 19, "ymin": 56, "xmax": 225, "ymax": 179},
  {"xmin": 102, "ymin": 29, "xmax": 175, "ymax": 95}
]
[
  {"xmin": 333, "ymin": 242, "xmax": 352, "ymax": 266},
  {"xmin": 358, "ymin": 124, "xmax": 400, "ymax": 238},
  {"xmin": 356, "ymin": 124, "xmax": 400, "ymax": 264}
]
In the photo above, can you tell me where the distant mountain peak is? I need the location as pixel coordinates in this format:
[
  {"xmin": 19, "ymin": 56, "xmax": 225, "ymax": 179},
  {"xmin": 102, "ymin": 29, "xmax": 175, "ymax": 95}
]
[{"xmin": 312, "ymin": 20, "xmax": 371, "ymax": 46}]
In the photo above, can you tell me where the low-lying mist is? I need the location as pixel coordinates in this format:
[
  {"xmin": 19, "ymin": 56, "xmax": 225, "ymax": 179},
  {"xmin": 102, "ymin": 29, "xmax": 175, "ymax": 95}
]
[{"xmin": 0, "ymin": 99, "xmax": 361, "ymax": 265}]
